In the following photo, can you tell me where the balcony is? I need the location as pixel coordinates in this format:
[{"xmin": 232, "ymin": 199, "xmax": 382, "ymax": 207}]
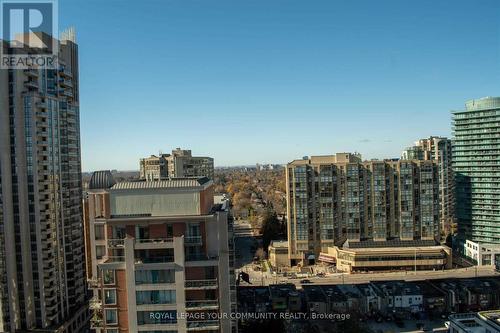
[
  {"xmin": 135, "ymin": 238, "xmax": 173, "ymax": 250},
  {"xmin": 90, "ymin": 315, "xmax": 103, "ymax": 329},
  {"xmin": 59, "ymin": 67, "xmax": 72, "ymax": 77},
  {"xmin": 185, "ymin": 279, "xmax": 218, "ymax": 290},
  {"xmin": 24, "ymin": 68, "xmax": 38, "ymax": 77},
  {"xmin": 88, "ymin": 279, "xmax": 101, "ymax": 289},
  {"xmin": 100, "ymin": 256, "xmax": 125, "ymax": 263},
  {"xmin": 59, "ymin": 89, "xmax": 73, "ymax": 98},
  {"xmin": 89, "ymin": 296, "xmax": 102, "ymax": 310},
  {"xmin": 107, "ymin": 239, "xmax": 125, "ymax": 248},
  {"xmin": 135, "ymin": 255, "xmax": 174, "ymax": 264},
  {"xmin": 25, "ymin": 80, "xmax": 38, "ymax": 89},
  {"xmin": 59, "ymin": 78, "xmax": 73, "ymax": 87},
  {"xmin": 185, "ymin": 300, "xmax": 219, "ymax": 311},
  {"xmin": 185, "ymin": 254, "xmax": 218, "ymax": 267},
  {"xmin": 187, "ymin": 320, "xmax": 220, "ymax": 331}
]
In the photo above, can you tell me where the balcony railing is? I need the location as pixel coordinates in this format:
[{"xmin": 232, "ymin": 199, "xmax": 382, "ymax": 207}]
[
  {"xmin": 186, "ymin": 254, "xmax": 218, "ymax": 262},
  {"xmin": 136, "ymin": 238, "xmax": 173, "ymax": 244},
  {"xmin": 24, "ymin": 68, "xmax": 38, "ymax": 77},
  {"xmin": 107, "ymin": 239, "xmax": 125, "ymax": 247},
  {"xmin": 89, "ymin": 296, "xmax": 102, "ymax": 310},
  {"xmin": 185, "ymin": 279, "xmax": 218, "ymax": 289},
  {"xmin": 90, "ymin": 315, "xmax": 103, "ymax": 329},
  {"xmin": 101, "ymin": 256, "xmax": 125, "ymax": 263},
  {"xmin": 187, "ymin": 320, "xmax": 220, "ymax": 331},
  {"xmin": 135, "ymin": 255, "xmax": 174, "ymax": 264},
  {"xmin": 186, "ymin": 300, "xmax": 219, "ymax": 310}
]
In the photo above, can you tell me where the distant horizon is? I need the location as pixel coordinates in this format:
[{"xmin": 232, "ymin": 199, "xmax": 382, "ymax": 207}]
[{"xmin": 81, "ymin": 152, "xmax": 413, "ymax": 173}]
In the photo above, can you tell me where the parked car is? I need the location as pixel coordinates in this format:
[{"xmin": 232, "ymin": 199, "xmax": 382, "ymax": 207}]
[{"xmin": 300, "ymin": 279, "xmax": 312, "ymax": 284}]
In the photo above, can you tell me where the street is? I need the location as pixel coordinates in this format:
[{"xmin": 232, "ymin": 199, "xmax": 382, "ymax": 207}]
[{"xmin": 233, "ymin": 220, "xmax": 500, "ymax": 287}]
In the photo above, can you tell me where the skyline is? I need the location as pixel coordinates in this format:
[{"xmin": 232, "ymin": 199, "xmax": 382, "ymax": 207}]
[{"xmin": 57, "ymin": 0, "xmax": 500, "ymax": 171}]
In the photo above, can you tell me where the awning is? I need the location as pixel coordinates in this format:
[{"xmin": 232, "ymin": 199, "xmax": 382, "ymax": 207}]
[{"xmin": 318, "ymin": 253, "xmax": 336, "ymax": 263}]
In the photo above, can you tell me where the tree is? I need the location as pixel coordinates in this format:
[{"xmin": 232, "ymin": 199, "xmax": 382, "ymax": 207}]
[{"xmin": 260, "ymin": 210, "xmax": 286, "ymax": 251}]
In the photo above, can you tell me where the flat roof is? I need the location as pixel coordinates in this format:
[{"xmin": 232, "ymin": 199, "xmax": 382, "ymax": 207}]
[
  {"xmin": 343, "ymin": 238, "xmax": 439, "ymax": 249},
  {"xmin": 270, "ymin": 240, "xmax": 288, "ymax": 248},
  {"xmin": 110, "ymin": 177, "xmax": 211, "ymax": 190}
]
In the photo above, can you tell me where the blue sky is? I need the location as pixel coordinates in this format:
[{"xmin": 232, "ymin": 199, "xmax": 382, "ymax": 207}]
[{"xmin": 59, "ymin": 0, "xmax": 500, "ymax": 171}]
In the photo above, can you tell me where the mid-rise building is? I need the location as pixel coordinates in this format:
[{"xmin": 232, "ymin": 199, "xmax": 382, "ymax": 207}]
[
  {"xmin": 286, "ymin": 153, "xmax": 445, "ymax": 267},
  {"xmin": 139, "ymin": 154, "xmax": 170, "ymax": 181},
  {"xmin": 140, "ymin": 148, "xmax": 214, "ymax": 180},
  {"xmin": 84, "ymin": 172, "xmax": 235, "ymax": 333},
  {"xmin": 0, "ymin": 32, "xmax": 88, "ymax": 331},
  {"xmin": 452, "ymin": 97, "xmax": 500, "ymax": 245},
  {"xmin": 402, "ymin": 136, "xmax": 455, "ymax": 236}
]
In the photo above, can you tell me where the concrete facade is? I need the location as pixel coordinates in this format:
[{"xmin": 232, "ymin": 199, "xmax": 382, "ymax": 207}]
[
  {"xmin": 0, "ymin": 32, "xmax": 88, "ymax": 332},
  {"xmin": 140, "ymin": 148, "xmax": 215, "ymax": 181},
  {"xmin": 402, "ymin": 136, "xmax": 455, "ymax": 236},
  {"xmin": 286, "ymin": 153, "xmax": 440, "ymax": 265},
  {"xmin": 465, "ymin": 240, "xmax": 500, "ymax": 268},
  {"xmin": 268, "ymin": 240, "xmax": 290, "ymax": 269},
  {"xmin": 85, "ymin": 175, "xmax": 235, "ymax": 333}
]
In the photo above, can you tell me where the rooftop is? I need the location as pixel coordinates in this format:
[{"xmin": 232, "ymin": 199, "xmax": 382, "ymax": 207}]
[
  {"xmin": 110, "ymin": 177, "xmax": 211, "ymax": 190},
  {"xmin": 320, "ymin": 285, "xmax": 347, "ymax": 302},
  {"xmin": 269, "ymin": 284, "xmax": 299, "ymax": 298},
  {"xmin": 270, "ymin": 240, "xmax": 288, "ymax": 248},
  {"xmin": 343, "ymin": 238, "xmax": 439, "ymax": 249},
  {"xmin": 88, "ymin": 170, "xmax": 116, "ymax": 190},
  {"xmin": 372, "ymin": 280, "xmax": 422, "ymax": 296},
  {"xmin": 303, "ymin": 285, "xmax": 327, "ymax": 303}
]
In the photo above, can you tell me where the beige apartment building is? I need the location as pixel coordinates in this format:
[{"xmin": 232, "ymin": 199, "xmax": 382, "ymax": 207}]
[
  {"xmin": 402, "ymin": 136, "xmax": 455, "ymax": 236},
  {"xmin": 286, "ymin": 153, "xmax": 451, "ymax": 270},
  {"xmin": 140, "ymin": 148, "xmax": 215, "ymax": 181},
  {"xmin": 84, "ymin": 171, "xmax": 236, "ymax": 333}
]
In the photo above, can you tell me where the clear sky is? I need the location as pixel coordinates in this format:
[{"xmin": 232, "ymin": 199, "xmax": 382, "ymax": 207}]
[{"xmin": 59, "ymin": 0, "xmax": 500, "ymax": 171}]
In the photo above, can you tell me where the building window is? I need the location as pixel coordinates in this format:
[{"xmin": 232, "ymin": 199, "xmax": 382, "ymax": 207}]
[
  {"xmin": 95, "ymin": 224, "xmax": 105, "ymax": 240},
  {"xmin": 104, "ymin": 289, "xmax": 117, "ymax": 305},
  {"xmin": 105, "ymin": 309, "xmax": 118, "ymax": 325},
  {"xmin": 135, "ymin": 269, "xmax": 175, "ymax": 284},
  {"xmin": 137, "ymin": 311, "xmax": 177, "ymax": 325},
  {"xmin": 96, "ymin": 245, "xmax": 106, "ymax": 259},
  {"xmin": 136, "ymin": 290, "xmax": 176, "ymax": 305},
  {"xmin": 103, "ymin": 269, "xmax": 115, "ymax": 285}
]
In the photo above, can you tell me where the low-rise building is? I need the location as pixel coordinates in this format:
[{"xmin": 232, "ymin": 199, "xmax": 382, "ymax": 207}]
[
  {"xmin": 268, "ymin": 240, "xmax": 290, "ymax": 269},
  {"xmin": 465, "ymin": 240, "xmax": 500, "ymax": 267},
  {"xmin": 430, "ymin": 278, "xmax": 500, "ymax": 313},
  {"xmin": 356, "ymin": 284, "xmax": 383, "ymax": 316},
  {"xmin": 321, "ymin": 285, "xmax": 349, "ymax": 313},
  {"xmin": 448, "ymin": 310, "xmax": 500, "ymax": 333},
  {"xmin": 414, "ymin": 281, "xmax": 448, "ymax": 317},
  {"xmin": 303, "ymin": 285, "xmax": 328, "ymax": 314},
  {"xmin": 325, "ymin": 239, "xmax": 452, "ymax": 273},
  {"xmin": 371, "ymin": 281, "xmax": 423, "ymax": 316},
  {"xmin": 269, "ymin": 284, "xmax": 301, "ymax": 312}
]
